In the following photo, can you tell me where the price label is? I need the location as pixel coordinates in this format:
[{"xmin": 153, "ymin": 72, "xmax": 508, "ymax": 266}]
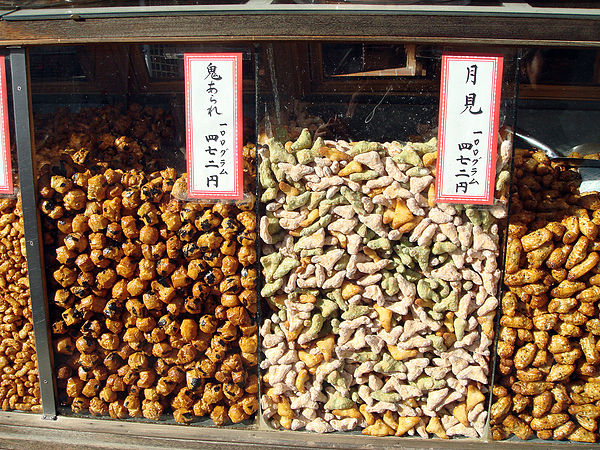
[
  {"xmin": 184, "ymin": 53, "xmax": 243, "ymax": 200},
  {"xmin": 0, "ymin": 56, "xmax": 12, "ymax": 195},
  {"xmin": 435, "ymin": 53, "xmax": 503, "ymax": 205}
]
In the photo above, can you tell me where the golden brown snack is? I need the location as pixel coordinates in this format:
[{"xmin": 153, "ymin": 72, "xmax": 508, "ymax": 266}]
[
  {"xmin": 38, "ymin": 106, "xmax": 256, "ymax": 425},
  {"xmin": 0, "ymin": 197, "xmax": 41, "ymax": 412},
  {"xmin": 493, "ymin": 149, "xmax": 600, "ymax": 442}
]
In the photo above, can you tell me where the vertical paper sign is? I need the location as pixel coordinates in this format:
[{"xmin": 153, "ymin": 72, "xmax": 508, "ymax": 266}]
[
  {"xmin": 185, "ymin": 53, "xmax": 242, "ymax": 200},
  {"xmin": 435, "ymin": 53, "xmax": 503, "ymax": 205},
  {"xmin": 0, "ymin": 56, "xmax": 13, "ymax": 195}
]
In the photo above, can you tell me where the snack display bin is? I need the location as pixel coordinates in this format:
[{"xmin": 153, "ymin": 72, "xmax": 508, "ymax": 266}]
[
  {"xmin": 30, "ymin": 42, "xmax": 259, "ymax": 427},
  {"xmin": 0, "ymin": 2, "xmax": 598, "ymax": 448},
  {"xmin": 257, "ymin": 43, "xmax": 517, "ymax": 440}
]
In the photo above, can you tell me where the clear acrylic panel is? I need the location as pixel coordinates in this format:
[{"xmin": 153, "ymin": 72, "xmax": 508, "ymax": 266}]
[
  {"xmin": 31, "ymin": 43, "xmax": 258, "ymax": 426},
  {"xmin": 257, "ymin": 41, "xmax": 518, "ymax": 438},
  {"xmin": 491, "ymin": 45, "xmax": 600, "ymax": 444}
]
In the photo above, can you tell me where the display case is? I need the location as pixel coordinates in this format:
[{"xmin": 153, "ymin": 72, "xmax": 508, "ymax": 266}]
[
  {"xmin": 0, "ymin": 1, "xmax": 599, "ymax": 448},
  {"xmin": 490, "ymin": 44, "xmax": 600, "ymax": 445},
  {"xmin": 29, "ymin": 42, "xmax": 259, "ymax": 426},
  {"xmin": 257, "ymin": 43, "xmax": 516, "ymax": 440}
]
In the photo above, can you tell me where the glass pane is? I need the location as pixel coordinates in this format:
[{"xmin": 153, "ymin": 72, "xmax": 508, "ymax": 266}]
[
  {"xmin": 491, "ymin": 46, "xmax": 600, "ymax": 444},
  {"xmin": 257, "ymin": 41, "xmax": 517, "ymax": 438},
  {"xmin": 30, "ymin": 47, "xmax": 87, "ymax": 83},
  {"xmin": 32, "ymin": 44, "xmax": 258, "ymax": 426},
  {"xmin": 517, "ymin": 47, "xmax": 600, "ymax": 156}
]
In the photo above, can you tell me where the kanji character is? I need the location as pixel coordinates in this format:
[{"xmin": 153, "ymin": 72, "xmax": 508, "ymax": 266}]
[
  {"xmin": 207, "ymin": 175, "xmax": 219, "ymax": 187},
  {"xmin": 466, "ymin": 64, "xmax": 478, "ymax": 85},
  {"xmin": 205, "ymin": 63, "xmax": 222, "ymax": 80},
  {"xmin": 461, "ymin": 93, "xmax": 483, "ymax": 115}
]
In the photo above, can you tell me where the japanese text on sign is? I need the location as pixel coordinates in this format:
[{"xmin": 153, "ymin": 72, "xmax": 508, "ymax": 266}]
[
  {"xmin": 435, "ymin": 54, "xmax": 503, "ymax": 205},
  {"xmin": 185, "ymin": 53, "xmax": 243, "ymax": 199},
  {"xmin": 0, "ymin": 56, "xmax": 13, "ymax": 195}
]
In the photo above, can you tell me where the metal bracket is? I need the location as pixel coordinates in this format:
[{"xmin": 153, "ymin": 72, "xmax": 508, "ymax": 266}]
[
  {"xmin": 1, "ymin": 3, "xmax": 600, "ymax": 21},
  {"xmin": 9, "ymin": 47, "xmax": 57, "ymax": 421}
]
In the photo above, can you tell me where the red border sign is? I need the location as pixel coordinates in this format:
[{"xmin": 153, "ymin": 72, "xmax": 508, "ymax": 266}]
[
  {"xmin": 435, "ymin": 53, "xmax": 503, "ymax": 205},
  {"xmin": 184, "ymin": 53, "xmax": 243, "ymax": 200},
  {"xmin": 0, "ymin": 56, "xmax": 13, "ymax": 195}
]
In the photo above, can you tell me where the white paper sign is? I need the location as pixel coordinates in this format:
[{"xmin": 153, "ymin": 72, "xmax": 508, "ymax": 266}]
[
  {"xmin": 436, "ymin": 54, "xmax": 503, "ymax": 205},
  {"xmin": 185, "ymin": 53, "xmax": 243, "ymax": 199},
  {"xmin": 0, "ymin": 56, "xmax": 13, "ymax": 195}
]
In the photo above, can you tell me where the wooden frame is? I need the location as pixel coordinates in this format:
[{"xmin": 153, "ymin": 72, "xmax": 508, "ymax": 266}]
[
  {"xmin": 308, "ymin": 42, "xmax": 436, "ymax": 95},
  {"xmin": 0, "ymin": 7, "xmax": 600, "ymax": 47},
  {"xmin": 0, "ymin": 411, "xmax": 577, "ymax": 450}
]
